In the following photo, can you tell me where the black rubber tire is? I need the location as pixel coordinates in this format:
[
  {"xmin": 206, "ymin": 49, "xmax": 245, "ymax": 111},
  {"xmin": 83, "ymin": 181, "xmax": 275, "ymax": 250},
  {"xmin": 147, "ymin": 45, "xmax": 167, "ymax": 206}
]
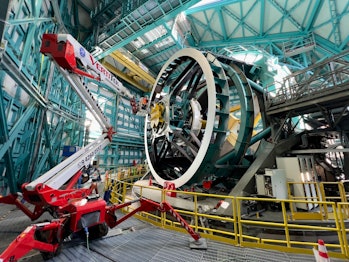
[
  {"xmin": 41, "ymin": 243, "xmax": 62, "ymax": 260},
  {"xmin": 88, "ymin": 222, "xmax": 109, "ymax": 240}
]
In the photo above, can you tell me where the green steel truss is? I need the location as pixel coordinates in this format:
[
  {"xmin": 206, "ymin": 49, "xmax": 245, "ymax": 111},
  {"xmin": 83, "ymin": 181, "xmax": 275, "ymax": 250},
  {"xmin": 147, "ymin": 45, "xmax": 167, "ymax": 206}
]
[
  {"xmin": 183, "ymin": 0, "xmax": 349, "ymax": 71},
  {"xmin": 1, "ymin": 0, "xmax": 348, "ymax": 195},
  {"xmin": 75, "ymin": 0, "xmax": 349, "ymax": 87},
  {"xmin": 0, "ymin": 0, "xmax": 145, "ymax": 195}
]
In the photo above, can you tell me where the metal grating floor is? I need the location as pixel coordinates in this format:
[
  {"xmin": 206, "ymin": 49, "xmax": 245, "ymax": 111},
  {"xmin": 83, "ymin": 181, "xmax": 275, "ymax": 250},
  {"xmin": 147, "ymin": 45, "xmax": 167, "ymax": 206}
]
[{"xmin": 0, "ymin": 203, "xmax": 346, "ymax": 262}]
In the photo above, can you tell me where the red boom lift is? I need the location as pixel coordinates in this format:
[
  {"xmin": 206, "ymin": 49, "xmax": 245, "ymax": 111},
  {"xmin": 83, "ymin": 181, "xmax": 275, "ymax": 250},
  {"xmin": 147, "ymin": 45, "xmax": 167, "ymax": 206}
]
[{"xmin": 0, "ymin": 34, "xmax": 205, "ymax": 262}]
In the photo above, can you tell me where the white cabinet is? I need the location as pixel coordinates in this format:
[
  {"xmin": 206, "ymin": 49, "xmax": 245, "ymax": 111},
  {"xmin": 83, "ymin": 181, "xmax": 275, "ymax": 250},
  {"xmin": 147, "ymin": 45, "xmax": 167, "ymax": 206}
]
[
  {"xmin": 255, "ymin": 169, "xmax": 287, "ymax": 199},
  {"xmin": 276, "ymin": 156, "xmax": 318, "ymax": 210}
]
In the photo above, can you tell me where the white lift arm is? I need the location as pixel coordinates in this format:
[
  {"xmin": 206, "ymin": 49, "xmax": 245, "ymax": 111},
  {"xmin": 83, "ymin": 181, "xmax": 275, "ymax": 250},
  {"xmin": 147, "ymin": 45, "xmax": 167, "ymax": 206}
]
[
  {"xmin": 26, "ymin": 133, "xmax": 109, "ymax": 190},
  {"xmin": 57, "ymin": 68, "xmax": 111, "ymax": 132},
  {"xmin": 25, "ymin": 34, "xmax": 129, "ymax": 190}
]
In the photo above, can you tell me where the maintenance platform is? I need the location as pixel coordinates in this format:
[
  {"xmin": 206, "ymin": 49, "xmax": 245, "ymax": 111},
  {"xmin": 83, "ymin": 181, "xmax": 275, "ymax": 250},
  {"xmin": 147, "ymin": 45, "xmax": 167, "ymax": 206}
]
[{"xmin": 0, "ymin": 202, "xmax": 345, "ymax": 262}]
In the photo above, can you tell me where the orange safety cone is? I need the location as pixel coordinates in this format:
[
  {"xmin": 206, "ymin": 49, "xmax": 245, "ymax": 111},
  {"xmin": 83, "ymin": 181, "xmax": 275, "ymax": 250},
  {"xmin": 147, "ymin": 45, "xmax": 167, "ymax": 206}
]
[{"xmin": 313, "ymin": 239, "xmax": 330, "ymax": 262}]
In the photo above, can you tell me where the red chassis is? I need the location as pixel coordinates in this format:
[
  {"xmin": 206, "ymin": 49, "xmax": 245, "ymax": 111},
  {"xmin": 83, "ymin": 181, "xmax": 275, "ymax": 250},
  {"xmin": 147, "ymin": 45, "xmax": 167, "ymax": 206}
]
[
  {"xmin": 0, "ymin": 172, "xmax": 202, "ymax": 261},
  {"xmin": 0, "ymin": 32, "xmax": 204, "ymax": 261}
]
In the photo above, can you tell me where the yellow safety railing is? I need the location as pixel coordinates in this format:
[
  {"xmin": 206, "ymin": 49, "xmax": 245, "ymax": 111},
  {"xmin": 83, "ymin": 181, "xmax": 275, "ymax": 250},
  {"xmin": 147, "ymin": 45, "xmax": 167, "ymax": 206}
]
[
  {"xmin": 337, "ymin": 202, "xmax": 349, "ymax": 257},
  {"xmin": 104, "ymin": 164, "xmax": 147, "ymax": 204},
  {"xmin": 319, "ymin": 181, "xmax": 349, "ymax": 219},
  {"xmin": 287, "ymin": 181, "xmax": 325, "ymax": 220},
  {"xmin": 106, "ymin": 178, "xmax": 349, "ymax": 260},
  {"xmin": 341, "ymin": 180, "xmax": 349, "ymax": 200},
  {"xmin": 114, "ymin": 164, "xmax": 147, "ymax": 181},
  {"xmin": 236, "ymin": 196, "xmax": 345, "ymax": 258},
  {"xmin": 109, "ymin": 180, "xmax": 239, "ymax": 245}
]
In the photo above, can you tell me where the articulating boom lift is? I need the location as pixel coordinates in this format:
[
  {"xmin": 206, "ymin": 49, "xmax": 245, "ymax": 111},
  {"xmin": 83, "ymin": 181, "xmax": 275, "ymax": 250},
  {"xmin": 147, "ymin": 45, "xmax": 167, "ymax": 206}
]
[{"xmin": 0, "ymin": 34, "xmax": 205, "ymax": 262}]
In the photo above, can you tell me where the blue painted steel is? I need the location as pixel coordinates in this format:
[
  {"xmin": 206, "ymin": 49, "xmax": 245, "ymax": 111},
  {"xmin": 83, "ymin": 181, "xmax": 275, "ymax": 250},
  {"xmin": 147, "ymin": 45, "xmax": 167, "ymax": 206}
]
[
  {"xmin": 163, "ymin": 23, "xmax": 182, "ymax": 49},
  {"xmin": 314, "ymin": 35, "xmax": 342, "ymax": 56},
  {"xmin": 267, "ymin": 43, "xmax": 305, "ymax": 70},
  {"xmin": 249, "ymin": 127, "xmax": 271, "ymax": 146},
  {"xmin": 131, "ymin": 33, "xmax": 171, "ymax": 55},
  {"xmin": 266, "ymin": 0, "xmax": 304, "ymax": 34},
  {"xmin": 96, "ymin": 0, "xmax": 201, "ymax": 60},
  {"xmin": 1, "ymin": 0, "xmax": 348, "ymax": 192},
  {"xmin": 31, "ymin": 120, "xmax": 64, "ymax": 181},
  {"xmin": 195, "ymin": 32, "xmax": 306, "ymax": 48},
  {"xmin": 185, "ymin": 0, "xmax": 241, "ymax": 15},
  {"xmin": 182, "ymin": 0, "xmax": 349, "ymax": 72},
  {"xmin": 0, "ymin": 0, "xmax": 10, "ymax": 40},
  {"xmin": 260, "ymin": 0, "xmax": 265, "ymax": 36},
  {"xmin": 218, "ymin": 9, "xmax": 227, "ymax": 40},
  {"xmin": 247, "ymin": 79, "xmax": 265, "ymax": 94},
  {"xmin": 340, "ymin": 35, "xmax": 349, "ymax": 50},
  {"xmin": 0, "ymin": 1, "xmax": 87, "ymax": 190},
  {"xmin": 215, "ymin": 63, "xmax": 254, "ymax": 166},
  {"xmin": 8, "ymin": 17, "xmax": 53, "ymax": 26},
  {"xmin": 328, "ymin": 0, "xmax": 342, "ymax": 47},
  {"xmin": 0, "ymin": 85, "xmax": 17, "ymax": 193},
  {"xmin": 304, "ymin": 0, "xmax": 323, "ymax": 32},
  {"xmin": 142, "ymin": 45, "xmax": 179, "ymax": 62},
  {"xmin": 187, "ymin": 15, "xmax": 223, "ymax": 41},
  {"xmin": 0, "ymin": 103, "xmax": 36, "ymax": 160}
]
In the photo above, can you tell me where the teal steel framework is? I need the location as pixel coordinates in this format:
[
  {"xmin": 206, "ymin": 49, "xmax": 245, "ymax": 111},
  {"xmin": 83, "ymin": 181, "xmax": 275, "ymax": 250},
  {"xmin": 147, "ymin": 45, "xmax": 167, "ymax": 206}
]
[
  {"xmin": 1, "ymin": 0, "xmax": 348, "ymax": 195},
  {"xmin": 183, "ymin": 0, "xmax": 349, "ymax": 71},
  {"xmin": 0, "ymin": 1, "xmax": 145, "ymax": 195},
  {"xmin": 80, "ymin": 0, "xmax": 349, "ymax": 91}
]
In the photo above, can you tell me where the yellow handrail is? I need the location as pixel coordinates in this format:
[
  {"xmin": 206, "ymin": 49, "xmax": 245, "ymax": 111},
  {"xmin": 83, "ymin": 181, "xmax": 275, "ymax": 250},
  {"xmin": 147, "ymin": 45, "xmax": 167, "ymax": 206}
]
[{"xmin": 105, "ymin": 178, "xmax": 349, "ymax": 259}]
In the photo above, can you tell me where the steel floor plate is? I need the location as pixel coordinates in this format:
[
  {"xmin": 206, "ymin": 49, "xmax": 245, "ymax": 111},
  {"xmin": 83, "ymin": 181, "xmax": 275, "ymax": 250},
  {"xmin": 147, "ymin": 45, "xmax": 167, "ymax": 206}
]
[{"xmin": 0, "ymin": 203, "xmax": 346, "ymax": 262}]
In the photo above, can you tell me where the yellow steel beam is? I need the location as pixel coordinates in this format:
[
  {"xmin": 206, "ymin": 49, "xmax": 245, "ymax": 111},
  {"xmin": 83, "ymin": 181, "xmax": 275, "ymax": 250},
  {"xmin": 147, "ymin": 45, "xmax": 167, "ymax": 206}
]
[
  {"xmin": 103, "ymin": 61, "xmax": 150, "ymax": 93},
  {"xmin": 109, "ymin": 51, "xmax": 156, "ymax": 86}
]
